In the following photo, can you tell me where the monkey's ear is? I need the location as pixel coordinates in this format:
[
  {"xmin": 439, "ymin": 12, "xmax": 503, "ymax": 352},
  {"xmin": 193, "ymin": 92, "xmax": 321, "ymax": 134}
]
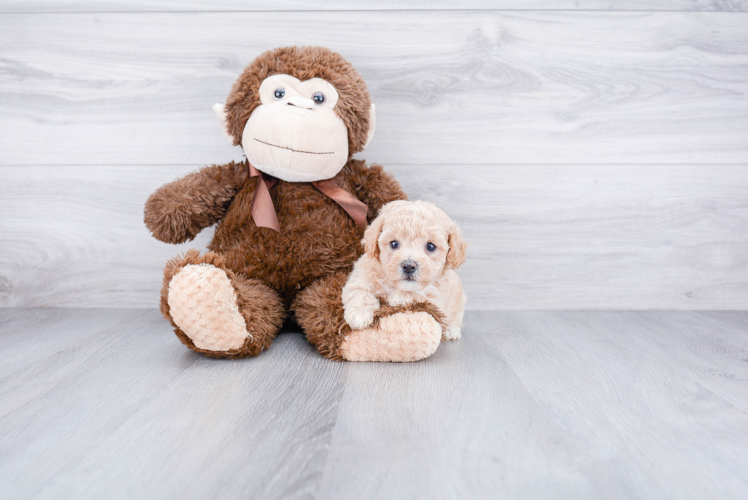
[
  {"xmin": 362, "ymin": 103, "xmax": 376, "ymax": 150},
  {"xmin": 213, "ymin": 103, "xmax": 235, "ymax": 145}
]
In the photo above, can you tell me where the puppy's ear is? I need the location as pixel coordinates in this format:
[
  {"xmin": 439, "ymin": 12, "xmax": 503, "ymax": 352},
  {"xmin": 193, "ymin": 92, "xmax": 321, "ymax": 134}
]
[
  {"xmin": 362, "ymin": 213, "xmax": 385, "ymax": 259},
  {"xmin": 446, "ymin": 226, "xmax": 467, "ymax": 269}
]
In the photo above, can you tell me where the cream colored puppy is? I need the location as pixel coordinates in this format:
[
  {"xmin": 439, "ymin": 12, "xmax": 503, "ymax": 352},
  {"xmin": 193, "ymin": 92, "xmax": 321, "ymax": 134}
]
[{"xmin": 343, "ymin": 200, "xmax": 467, "ymax": 340}]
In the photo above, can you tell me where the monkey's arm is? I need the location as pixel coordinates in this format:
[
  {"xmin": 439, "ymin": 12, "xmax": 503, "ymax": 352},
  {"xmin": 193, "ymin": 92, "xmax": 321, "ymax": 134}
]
[
  {"xmin": 347, "ymin": 160, "xmax": 408, "ymax": 220},
  {"xmin": 144, "ymin": 161, "xmax": 247, "ymax": 244}
]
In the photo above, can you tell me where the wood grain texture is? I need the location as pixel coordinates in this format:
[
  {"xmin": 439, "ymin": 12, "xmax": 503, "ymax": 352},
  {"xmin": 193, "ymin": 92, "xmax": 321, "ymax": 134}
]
[
  {"xmin": 1, "ymin": 11, "xmax": 747, "ymax": 166},
  {"xmin": 2, "ymin": 309, "xmax": 747, "ymax": 499},
  {"xmin": 318, "ymin": 310, "xmax": 748, "ymax": 499},
  {"xmin": 2, "ymin": 1, "xmax": 746, "ymax": 12},
  {"xmin": 0, "ymin": 308, "xmax": 344, "ymax": 500},
  {"xmin": 2, "ymin": 164, "xmax": 747, "ymax": 310}
]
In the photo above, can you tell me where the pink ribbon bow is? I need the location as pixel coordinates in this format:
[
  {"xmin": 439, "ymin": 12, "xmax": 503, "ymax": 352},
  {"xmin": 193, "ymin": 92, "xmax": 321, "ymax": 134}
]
[{"xmin": 248, "ymin": 163, "xmax": 368, "ymax": 232}]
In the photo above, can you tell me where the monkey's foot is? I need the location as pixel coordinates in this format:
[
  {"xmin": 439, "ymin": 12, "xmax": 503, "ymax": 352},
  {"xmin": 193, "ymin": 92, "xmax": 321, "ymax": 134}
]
[
  {"xmin": 168, "ymin": 263, "xmax": 249, "ymax": 351},
  {"xmin": 340, "ymin": 311, "xmax": 442, "ymax": 362}
]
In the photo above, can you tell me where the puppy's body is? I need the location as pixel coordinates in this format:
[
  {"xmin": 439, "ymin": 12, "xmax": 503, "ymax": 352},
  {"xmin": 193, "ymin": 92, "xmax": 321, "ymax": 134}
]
[
  {"xmin": 343, "ymin": 201, "xmax": 467, "ymax": 340},
  {"xmin": 346, "ymin": 255, "xmax": 466, "ymax": 339}
]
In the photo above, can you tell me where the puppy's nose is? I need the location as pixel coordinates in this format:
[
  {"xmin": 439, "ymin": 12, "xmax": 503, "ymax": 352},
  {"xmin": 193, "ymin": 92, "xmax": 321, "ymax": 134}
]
[{"xmin": 401, "ymin": 260, "xmax": 418, "ymax": 275}]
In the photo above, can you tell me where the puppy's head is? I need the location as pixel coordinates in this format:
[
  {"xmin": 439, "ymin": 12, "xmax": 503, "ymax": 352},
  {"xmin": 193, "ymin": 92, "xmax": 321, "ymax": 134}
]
[{"xmin": 362, "ymin": 200, "xmax": 467, "ymax": 291}]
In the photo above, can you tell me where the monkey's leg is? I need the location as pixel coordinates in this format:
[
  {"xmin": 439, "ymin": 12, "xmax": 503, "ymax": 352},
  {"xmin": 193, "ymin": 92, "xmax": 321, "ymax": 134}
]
[
  {"xmin": 161, "ymin": 250, "xmax": 285, "ymax": 359},
  {"xmin": 293, "ymin": 272, "xmax": 444, "ymax": 362}
]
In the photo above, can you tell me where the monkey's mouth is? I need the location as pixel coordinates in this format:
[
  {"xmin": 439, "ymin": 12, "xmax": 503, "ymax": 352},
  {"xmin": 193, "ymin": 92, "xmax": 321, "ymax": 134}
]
[{"xmin": 254, "ymin": 138, "xmax": 335, "ymax": 156}]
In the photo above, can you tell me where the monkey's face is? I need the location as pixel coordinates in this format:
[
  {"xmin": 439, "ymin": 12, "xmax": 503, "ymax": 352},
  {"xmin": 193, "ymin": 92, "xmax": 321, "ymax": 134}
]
[{"xmin": 241, "ymin": 74, "xmax": 349, "ymax": 182}]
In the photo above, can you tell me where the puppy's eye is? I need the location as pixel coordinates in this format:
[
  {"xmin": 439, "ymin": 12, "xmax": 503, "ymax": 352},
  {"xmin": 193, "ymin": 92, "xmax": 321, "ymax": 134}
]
[
  {"xmin": 273, "ymin": 88, "xmax": 286, "ymax": 100},
  {"xmin": 390, "ymin": 241, "xmax": 400, "ymax": 250},
  {"xmin": 426, "ymin": 242, "xmax": 437, "ymax": 252}
]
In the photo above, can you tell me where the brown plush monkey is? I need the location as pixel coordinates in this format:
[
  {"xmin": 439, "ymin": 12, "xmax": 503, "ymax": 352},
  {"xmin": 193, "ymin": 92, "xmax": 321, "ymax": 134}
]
[{"xmin": 144, "ymin": 46, "xmax": 445, "ymax": 362}]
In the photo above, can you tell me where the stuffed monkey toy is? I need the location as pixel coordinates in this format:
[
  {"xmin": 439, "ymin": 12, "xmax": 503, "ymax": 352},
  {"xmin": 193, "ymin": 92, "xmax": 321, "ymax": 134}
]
[{"xmin": 144, "ymin": 46, "xmax": 445, "ymax": 362}]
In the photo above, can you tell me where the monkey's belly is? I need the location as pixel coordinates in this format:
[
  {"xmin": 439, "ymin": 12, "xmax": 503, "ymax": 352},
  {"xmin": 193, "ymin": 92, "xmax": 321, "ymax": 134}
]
[{"xmin": 211, "ymin": 203, "xmax": 365, "ymax": 304}]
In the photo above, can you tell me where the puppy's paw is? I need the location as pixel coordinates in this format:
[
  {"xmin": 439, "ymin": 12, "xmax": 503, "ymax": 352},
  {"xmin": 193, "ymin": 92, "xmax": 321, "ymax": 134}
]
[
  {"xmin": 442, "ymin": 327, "xmax": 462, "ymax": 341},
  {"xmin": 345, "ymin": 306, "xmax": 376, "ymax": 330}
]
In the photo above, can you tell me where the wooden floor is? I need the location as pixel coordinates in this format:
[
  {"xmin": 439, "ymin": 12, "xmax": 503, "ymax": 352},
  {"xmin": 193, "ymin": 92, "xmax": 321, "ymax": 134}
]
[{"xmin": 1, "ymin": 310, "xmax": 746, "ymax": 499}]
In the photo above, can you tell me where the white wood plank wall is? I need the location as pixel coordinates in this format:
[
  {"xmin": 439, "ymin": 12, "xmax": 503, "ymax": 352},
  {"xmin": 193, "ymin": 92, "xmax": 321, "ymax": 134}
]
[{"xmin": 1, "ymin": 2, "xmax": 747, "ymax": 309}]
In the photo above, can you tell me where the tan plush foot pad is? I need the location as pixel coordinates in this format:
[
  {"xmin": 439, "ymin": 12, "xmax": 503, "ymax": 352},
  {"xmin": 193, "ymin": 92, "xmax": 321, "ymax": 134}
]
[
  {"xmin": 167, "ymin": 264, "xmax": 248, "ymax": 351},
  {"xmin": 340, "ymin": 311, "xmax": 442, "ymax": 362}
]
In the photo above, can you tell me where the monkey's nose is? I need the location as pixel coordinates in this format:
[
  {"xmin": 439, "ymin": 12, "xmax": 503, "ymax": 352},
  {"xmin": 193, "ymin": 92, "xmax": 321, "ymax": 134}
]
[
  {"xmin": 286, "ymin": 96, "xmax": 315, "ymax": 109},
  {"xmin": 401, "ymin": 260, "xmax": 418, "ymax": 275}
]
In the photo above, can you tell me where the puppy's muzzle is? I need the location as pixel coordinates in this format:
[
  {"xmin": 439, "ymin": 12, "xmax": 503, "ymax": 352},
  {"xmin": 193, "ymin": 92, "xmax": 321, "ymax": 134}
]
[{"xmin": 401, "ymin": 260, "xmax": 418, "ymax": 280}]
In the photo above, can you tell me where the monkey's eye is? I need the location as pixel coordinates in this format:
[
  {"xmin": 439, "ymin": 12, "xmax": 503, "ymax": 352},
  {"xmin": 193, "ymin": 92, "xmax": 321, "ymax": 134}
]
[
  {"xmin": 273, "ymin": 88, "xmax": 286, "ymax": 100},
  {"xmin": 312, "ymin": 92, "xmax": 326, "ymax": 105},
  {"xmin": 426, "ymin": 242, "xmax": 437, "ymax": 252},
  {"xmin": 390, "ymin": 241, "xmax": 399, "ymax": 250}
]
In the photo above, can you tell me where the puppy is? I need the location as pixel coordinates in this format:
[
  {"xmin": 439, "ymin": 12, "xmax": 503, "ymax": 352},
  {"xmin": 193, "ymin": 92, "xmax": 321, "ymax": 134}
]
[{"xmin": 343, "ymin": 200, "xmax": 467, "ymax": 340}]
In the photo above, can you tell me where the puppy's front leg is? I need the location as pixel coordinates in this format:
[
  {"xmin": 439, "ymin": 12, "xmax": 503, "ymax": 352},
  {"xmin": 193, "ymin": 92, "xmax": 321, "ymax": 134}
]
[
  {"xmin": 343, "ymin": 262, "xmax": 381, "ymax": 330},
  {"xmin": 343, "ymin": 289, "xmax": 380, "ymax": 330}
]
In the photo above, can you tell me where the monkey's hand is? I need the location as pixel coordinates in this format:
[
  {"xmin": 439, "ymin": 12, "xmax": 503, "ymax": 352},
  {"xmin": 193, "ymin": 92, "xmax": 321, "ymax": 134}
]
[{"xmin": 144, "ymin": 162, "xmax": 246, "ymax": 244}]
